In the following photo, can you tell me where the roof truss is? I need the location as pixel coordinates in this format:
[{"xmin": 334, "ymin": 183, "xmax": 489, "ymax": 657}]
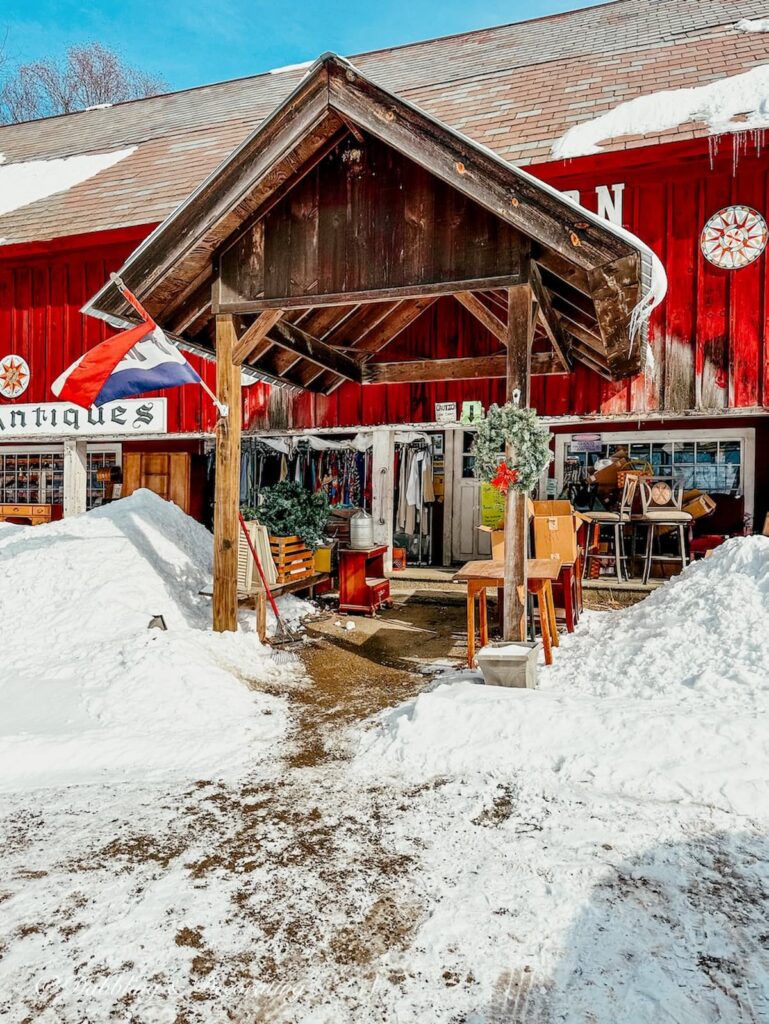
[{"xmin": 83, "ymin": 53, "xmax": 654, "ymax": 394}]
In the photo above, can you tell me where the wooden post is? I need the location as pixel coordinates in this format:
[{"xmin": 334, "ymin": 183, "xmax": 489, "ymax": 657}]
[
  {"xmin": 213, "ymin": 314, "xmax": 242, "ymax": 632},
  {"xmin": 63, "ymin": 439, "xmax": 88, "ymax": 517},
  {"xmin": 503, "ymin": 275, "xmax": 534, "ymax": 642}
]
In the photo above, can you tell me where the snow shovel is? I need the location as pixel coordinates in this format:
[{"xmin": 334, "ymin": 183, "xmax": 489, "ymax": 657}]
[{"xmin": 238, "ymin": 512, "xmax": 299, "ymax": 647}]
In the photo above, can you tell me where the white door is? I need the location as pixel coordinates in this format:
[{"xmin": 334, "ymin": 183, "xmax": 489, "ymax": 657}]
[{"xmin": 451, "ymin": 429, "xmax": 489, "ymax": 562}]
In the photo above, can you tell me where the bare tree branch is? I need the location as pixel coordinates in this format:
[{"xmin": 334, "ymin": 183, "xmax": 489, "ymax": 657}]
[{"xmin": 0, "ymin": 41, "xmax": 167, "ymax": 124}]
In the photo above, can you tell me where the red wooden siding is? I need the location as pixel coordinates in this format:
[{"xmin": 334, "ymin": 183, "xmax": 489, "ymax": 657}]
[
  {"xmin": 0, "ymin": 232, "xmax": 271, "ymax": 434},
  {"xmin": 2, "ymin": 134, "xmax": 768, "ymax": 434}
]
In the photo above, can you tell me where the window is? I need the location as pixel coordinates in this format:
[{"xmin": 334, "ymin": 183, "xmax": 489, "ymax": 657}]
[
  {"xmin": 562, "ymin": 437, "xmax": 744, "ymax": 496},
  {"xmin": 0, "ymin": 446, "xmax": 120, "ymax": 509}
]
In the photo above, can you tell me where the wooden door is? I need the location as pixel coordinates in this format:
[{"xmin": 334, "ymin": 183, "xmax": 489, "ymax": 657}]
[
  {"xmin": 121, "ymin": 452, "xmax": 191, "ymax": 513},
  {"xmin": 451, "ymin": 430, "xmax": 488, "ymax": 563}
]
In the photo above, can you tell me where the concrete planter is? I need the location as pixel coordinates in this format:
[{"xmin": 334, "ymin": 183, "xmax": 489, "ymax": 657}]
[{"xmin": 476, "ymin": 641, "xmax": 539, "ymax": 688}]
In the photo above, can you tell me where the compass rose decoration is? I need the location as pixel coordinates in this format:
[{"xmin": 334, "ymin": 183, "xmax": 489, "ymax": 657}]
[
  {"xmin": 0, "ymin": 355, "xmax": 30, "ymax": 399},
  {"xmin": 701, "ymin": 205, "xmax": 768, "ymax": 270}
]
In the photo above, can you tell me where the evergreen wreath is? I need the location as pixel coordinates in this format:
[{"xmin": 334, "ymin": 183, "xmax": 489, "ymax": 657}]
[
  {"xmin": 470, "ymin": 403, "xmax": 553, "ymax": 495},
  {"xmin": 242, "ymin": 481, "xmax": 330, "ymax": 551}
]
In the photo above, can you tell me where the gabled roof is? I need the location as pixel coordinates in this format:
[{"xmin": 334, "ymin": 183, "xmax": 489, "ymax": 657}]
[
  {"xmin": 84, "ymin": 54, "xmax": 663, "ymax": 391},
  {"xmin": 0, "ymin": 0, "xmax": 768, "ymax": 247}
]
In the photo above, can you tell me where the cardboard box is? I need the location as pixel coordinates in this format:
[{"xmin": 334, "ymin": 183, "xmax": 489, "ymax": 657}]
[
  {"xmin": 590, "ymin": 449, "xmax": 629, "ymax": 491},
  {"xmin": 683, "ymin": 494, "xmax": 717, "ymax": 521},
  {"xmin": 530, "ymin": 499, "xmax": 579, "ymax": 564},
  {"xmin": 478, "ymin": 525, "xmax": 505, "ymax": 561}
]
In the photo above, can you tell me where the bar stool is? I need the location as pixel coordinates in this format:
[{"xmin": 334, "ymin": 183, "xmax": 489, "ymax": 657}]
[
  {"xmin": 581, "ymin": 475, "xmax": 638, "ymax": 582},
  {"xmin": 636, "ymin": 479, "xmax": 692, "ymax": 584}
]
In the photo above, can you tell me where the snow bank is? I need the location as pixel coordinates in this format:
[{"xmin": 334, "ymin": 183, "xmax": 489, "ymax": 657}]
[
  {"xmin": 357, "ymin": 538, "xmax": 769, "ymax": 817},
  {"xmin": 0, "ymin": 147, "xmax": 135, "ymax": 219},
  {"xmin": 0, "ymin": 490, "xmax": 298, "ymax": 791},
  {"xmin": 539, "ymin": 535, "xmax": 769, "ymax": 702},
  {"xmin": 552, "ymin": 65, "xmax": 769, "ymax": 159}
]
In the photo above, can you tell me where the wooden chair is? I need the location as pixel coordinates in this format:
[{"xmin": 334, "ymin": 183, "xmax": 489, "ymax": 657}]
[
  {"xmin": 581, "ymin": 474, "xmax": 638, "ymax": 582},
  {"xmin": 635, "ymin": 478, "xmax": 692, "ymax": 584}
]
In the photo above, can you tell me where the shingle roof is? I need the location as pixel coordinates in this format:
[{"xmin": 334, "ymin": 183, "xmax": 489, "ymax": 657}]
[{"xmin": 1, "ymin": 0, "xmax": 768, "ymax": 245}]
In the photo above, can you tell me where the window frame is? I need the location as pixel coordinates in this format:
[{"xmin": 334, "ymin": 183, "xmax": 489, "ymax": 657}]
[
  {"xmin": 0, "ymin": 443, "xmax": 122, "ymax": 509},
  {"xmin": 554, "ymin": 427, "xmax": 755, "ymax": 513}
]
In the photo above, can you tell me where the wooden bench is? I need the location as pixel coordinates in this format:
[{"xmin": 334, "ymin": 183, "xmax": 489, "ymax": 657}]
[{"xmin": 202, "ymin": 571, "xmax": 330, "ymax": 641}]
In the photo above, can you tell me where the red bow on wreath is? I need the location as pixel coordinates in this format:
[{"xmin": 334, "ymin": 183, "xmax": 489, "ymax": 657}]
[{"xmin": 490, "ymin": 462, "xmax": 519, "ymax": 495}]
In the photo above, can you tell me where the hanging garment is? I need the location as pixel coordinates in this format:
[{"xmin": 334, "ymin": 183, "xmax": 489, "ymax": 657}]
[
  {"xmin": 406, "ymin": 449, "xmax": 422, "ymax": 506},
  {"xmin": 422, "ymin": 448, "xmax": 436, "ymax": 504},
  {"xmin": 397, "ymin": 448, "xmax": 408, "ymax": 530}
]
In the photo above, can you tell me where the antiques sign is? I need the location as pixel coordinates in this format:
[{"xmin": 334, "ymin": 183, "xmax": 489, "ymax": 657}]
[{"xmin": 0, "ymin": 398, "xmax": 168, "ymax": 437}]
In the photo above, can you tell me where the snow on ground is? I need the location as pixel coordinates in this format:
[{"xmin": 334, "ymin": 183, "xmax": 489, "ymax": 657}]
[
  {"xmin": 2, "ymin": 506, "xmax": 768, "ymax": 1022},
  {"xmin": 0, "ymin": 148, "xmax": 136, "ymax": 219},
  {"xmin": 552, "ymin": 64, "xmax": 769, "ymax": 158},
  {"xmin": 0, "ymin": 489, "xmax": 295, "ymax": 789},
  {"xmin": 354, "ymin": 538, "xmax": 769, "ymax": 1021}
]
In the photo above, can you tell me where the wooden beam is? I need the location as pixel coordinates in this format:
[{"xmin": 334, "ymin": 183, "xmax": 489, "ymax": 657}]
[
  {"xmin": 363, "ymin": 352, "xmax": 566, "ymax": 383},
  {"xmin": 532, "ymin": 250, "xmax": 591, "ymax": 296},
  {"xmin": 266, "ymin": 320, "xmax": 364, "ymax": 381},
  {"xmin": 217, "ymin": 274, "xmax": 522, "ymax": 313},
  {"xmin": 213, "ymin": 314, "xmax": 242, "ymax": 633},
  {"xmin": 232, "ymin": 309, "xmax": 285, "ymax": 365},
  {"xmin": 455, "ymin": 292, "xmax": 507, "ymax": 344},
  {"xmin": 530, "ymin": 263, "xmax": 571, "ymax": 371},
  {"xmin": 364, "ymin": 354, "xmax": 507, "ymax": 384},
  {"xmin": 587, "ymin": 253, "xmax": 643, "ymax": 378},
  {"xmin": 352, "ymin": 297, "xmax": 437, "ymax": 355},
  {"xmin": 504, "ymin": 274, "xmax": 534, "ymax": 644},
  {"xmin": 556, "ymin": 314, "xmax": 605, "ymax": 353}
]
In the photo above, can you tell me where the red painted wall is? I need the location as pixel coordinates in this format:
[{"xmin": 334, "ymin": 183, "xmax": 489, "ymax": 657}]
[
  {"xmin": 2, "ymin": 133, "xmax": 768, "ymax": 434},
  {"xmin": 0, "ymin": 229, "xmax": 274, "ymax": 434}
]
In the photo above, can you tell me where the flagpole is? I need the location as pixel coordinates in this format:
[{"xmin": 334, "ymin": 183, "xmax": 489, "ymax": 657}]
[
  {"xmin": 200, "ymin": 377, "xmax": 228, "ymax": 418},
  {"xmin": 111, "ymin": 272, "xmax": 228, "ymax": 418}
]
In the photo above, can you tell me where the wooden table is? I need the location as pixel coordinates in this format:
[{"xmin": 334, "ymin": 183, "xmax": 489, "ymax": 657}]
[{"xmin": 453, "ymin": 558, "xmax": 562, "ymax": 668}]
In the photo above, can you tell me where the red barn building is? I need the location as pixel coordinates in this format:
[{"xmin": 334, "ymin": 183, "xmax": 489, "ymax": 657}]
[{"xmin": 1, "ymin": 0, "xmax": 768, "ymax": 561}]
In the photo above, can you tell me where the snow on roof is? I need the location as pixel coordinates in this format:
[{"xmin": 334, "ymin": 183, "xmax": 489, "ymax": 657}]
[
  {"xmin": 269, "ymin": 60, "xmax": 313, "ymax": 75},
  {"xmin": 736, "ymin": 17, "xmax": 769, "ymax": 32},
  {"xmin": 0, "ymin": 146, "xmax": 136, "ymax": 218},
  {"xmin": 552, "ymin": 64, "xmax": 769, "ymax": 160}
]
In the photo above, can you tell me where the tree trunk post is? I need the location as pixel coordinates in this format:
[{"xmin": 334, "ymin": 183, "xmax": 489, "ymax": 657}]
[
  {"xmin": 503, "ymin": 273, "xmax": 534, "ymax": 642},
  {"xmin": 213, "ymin": 313, "xmax": 242, "ymax": 632}
]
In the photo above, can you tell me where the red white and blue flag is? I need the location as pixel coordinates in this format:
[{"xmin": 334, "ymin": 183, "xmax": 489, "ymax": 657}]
[{"xmin": 52, "ymin": 283, "xmax": 201, "ymax": 409}]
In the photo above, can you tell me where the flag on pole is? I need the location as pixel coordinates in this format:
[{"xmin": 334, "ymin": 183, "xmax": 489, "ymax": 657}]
[{"xmin": 52, "ymin": 282, "xmax": 202, "ymax": 409}]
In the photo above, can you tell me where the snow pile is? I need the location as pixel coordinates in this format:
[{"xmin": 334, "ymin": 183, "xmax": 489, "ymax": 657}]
[
  {"xmin": 357, "ymin": 537, "xmax": 769, "ymax": 817},
  {"xmin": 736, "ymin": 17, "xmax": 769, "ymax": 32},
  {"xmin": 552, "ymin": 64, "xmax": 769, "ymax": 158},
  {"xmin": 0, "ymin": 490, "xmax": 295, "ymax": 791},
  {"xmin": 540, "ymin": 535, "xmax": 769, "ymax": 702},
  {"xmin": 0, "ymin": 147, "xmax": 135, "ymax": 219}
]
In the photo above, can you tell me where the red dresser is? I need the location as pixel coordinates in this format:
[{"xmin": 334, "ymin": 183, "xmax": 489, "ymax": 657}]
[{"xmin": 338, "ymin": 545, "xmax": 392, "ymax": 615}]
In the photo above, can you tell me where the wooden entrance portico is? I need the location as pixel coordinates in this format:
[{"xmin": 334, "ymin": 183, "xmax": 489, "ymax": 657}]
[{"xmin": 85, "ymin": 53, "xmax": 659, "ymax": 640}]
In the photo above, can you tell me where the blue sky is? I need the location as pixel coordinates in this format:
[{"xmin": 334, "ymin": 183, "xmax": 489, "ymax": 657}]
[{"xmin": 2, "ymin": 0, "xmax": 605, "ymax": 92}]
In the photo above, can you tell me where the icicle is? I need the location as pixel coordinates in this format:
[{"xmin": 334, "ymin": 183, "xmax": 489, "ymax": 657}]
[{"xmin": 708, "ymin": 133, "xmax": 720, "ymax": 170}]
